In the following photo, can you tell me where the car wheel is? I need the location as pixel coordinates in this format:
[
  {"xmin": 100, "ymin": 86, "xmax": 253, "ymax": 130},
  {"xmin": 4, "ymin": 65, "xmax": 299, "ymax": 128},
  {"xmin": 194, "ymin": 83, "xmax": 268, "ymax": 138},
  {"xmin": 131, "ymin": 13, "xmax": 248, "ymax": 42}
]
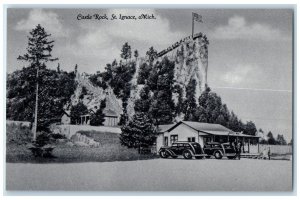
[
  {"xmin": 214, "ymin": 151, "xmax": 223, "ymax": 159},
  {"xmin": 205, "ymin": 156, "xmax": 211, "ymax": 159},
  {"xmin": 159, "ymin": 150, "xmax": 170, "ymax": 158},
  {"xmin": 195, "ymin": 156, "xmax": 204, "ymax": 159},
  {"xmin": 183, "ymin": 150, "xmax": 193, "ymax": 159}
]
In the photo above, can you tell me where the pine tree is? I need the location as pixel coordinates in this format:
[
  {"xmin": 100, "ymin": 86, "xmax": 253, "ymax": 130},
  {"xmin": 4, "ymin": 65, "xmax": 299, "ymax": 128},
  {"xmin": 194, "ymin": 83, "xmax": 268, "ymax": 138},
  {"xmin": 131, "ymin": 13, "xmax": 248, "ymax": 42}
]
[
  {"xmin": 137, "ymin": 63, "xmax": 151, "ymax": 84},
  {"xmin": 276, "ymin": 134, "xmax": 287, "ymax": 145},
  {"xmin": 57, "ymin": 63, "xmax": 60, "ymax": 73},
  {"xmin": 121, "ymin": 42, "xmax": 132, "ymax": 62},
  {"xmin": 134, "ymin": 85, "xmax": 151, "ymax": 113},
  {"xmin": 90, "ymin": 99, "xmax": 106, "ymax": 126},
  {"xmin": 134, "ymin": 49, "xmax": 139, "ymax": 60},
  {"xmin": 148, "ymin": 57, "xmax": 175, "ymax": 125},
  {"xmin": 243, "ymin": 121, "xmax": 257, "ymax": 136},
  {"xmin": 146, "ymin": 46, "xmax": 158, "ymax": 63},
  {"xmin": 74, "ymin": 64, "xmax": 78, "ymax": 74},
  {"xmin": 17, "ymin": 24, "xmax": 58, "ymax": 140},
  {"xmin": 120, "ymin": 112, "xmax": 157, "ymax": 151},
  {"xmin": 267, "ymin": 131, "xmax": 276, "ymax": 145},
  {"xmin": 228, "ymin": 111, "xmax": 240, "ymax": 132},
  {"xmin": 183, "ymin": 79, "xmax": 197, "ymax": 121}
]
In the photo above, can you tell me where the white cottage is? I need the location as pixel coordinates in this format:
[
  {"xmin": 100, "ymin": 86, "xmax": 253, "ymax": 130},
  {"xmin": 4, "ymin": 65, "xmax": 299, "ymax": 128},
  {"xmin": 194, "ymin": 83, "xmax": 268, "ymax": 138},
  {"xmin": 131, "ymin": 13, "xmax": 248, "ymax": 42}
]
[{"xmin": 156, "ymin": 121, "xmax": 260, "ymax": 153}]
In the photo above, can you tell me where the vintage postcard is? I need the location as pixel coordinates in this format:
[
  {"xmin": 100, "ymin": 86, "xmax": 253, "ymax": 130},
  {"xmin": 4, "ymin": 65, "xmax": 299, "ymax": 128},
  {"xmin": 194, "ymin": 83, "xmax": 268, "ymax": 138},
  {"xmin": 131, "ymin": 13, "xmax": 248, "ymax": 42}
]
[{"xmin": 5, "ymin": 7, "xmax": 294, "ymax": 192}]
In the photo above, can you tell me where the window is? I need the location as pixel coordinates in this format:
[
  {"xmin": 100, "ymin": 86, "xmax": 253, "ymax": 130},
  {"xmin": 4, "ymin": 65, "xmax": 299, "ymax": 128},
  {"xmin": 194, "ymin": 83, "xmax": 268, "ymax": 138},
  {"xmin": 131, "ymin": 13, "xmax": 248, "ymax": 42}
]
[
  {"xmin": 188, "ymin": 137, "xmax": 195, "ymax": 142},
  {"xmin": 203, "ymin": 137, "xmax": 212, "ymax": 144},
  {"xmin": 170, "ymin": 135, "xmax": 178, "ymax": 144}
]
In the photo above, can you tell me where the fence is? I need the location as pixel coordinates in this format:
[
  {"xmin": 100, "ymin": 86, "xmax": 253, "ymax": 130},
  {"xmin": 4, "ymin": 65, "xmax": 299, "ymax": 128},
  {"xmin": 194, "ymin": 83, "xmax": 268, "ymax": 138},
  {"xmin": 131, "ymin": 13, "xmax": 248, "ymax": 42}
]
[
  {"xmin": 50, "ymin": 124, "xmax": 121, "ymax": 139},
  {"xmin": 249, "ymin": 144, "xmax": 292, "ymax": 155}
]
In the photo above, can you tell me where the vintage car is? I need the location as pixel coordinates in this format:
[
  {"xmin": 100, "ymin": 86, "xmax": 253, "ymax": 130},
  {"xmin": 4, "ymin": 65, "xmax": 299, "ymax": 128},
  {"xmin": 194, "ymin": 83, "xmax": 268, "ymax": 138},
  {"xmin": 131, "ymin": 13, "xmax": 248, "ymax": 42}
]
[
  {"xmin": 203, "ymin": 142, "xmax": 237, "ymax": 159},
  {"xmin": 158, "ymin": 141, "xmax": 207, "ymax": 159}
]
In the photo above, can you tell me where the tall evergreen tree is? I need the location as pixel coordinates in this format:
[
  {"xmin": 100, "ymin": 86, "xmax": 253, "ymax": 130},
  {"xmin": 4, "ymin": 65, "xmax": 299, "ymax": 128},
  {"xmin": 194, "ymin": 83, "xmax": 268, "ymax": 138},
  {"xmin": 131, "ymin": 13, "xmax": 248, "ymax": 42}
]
[
  {"xmin": 74, "ymin": 64, "xmax": 78, "ymax": 74},
  {"xmin": 137, "ymin": 63, "xmax": 152, "ymax": 84},
  {"xmin": 243, "ymin": 121, "xmax": 257, "ymax": 136},
  {"xmin": 120, "ymin": 112, "xmax": 157, "ymax": 151},
  {"xmin": 228, "ymin": 111, "xmax": 241, "ymax": 132},
  {"xmin": 146, "ymin": 46, "xmax": 158, "ymax": 63},
  {"xmin": 148, "ymin": 57, "xmax": 175, "ymax": 125},
  {"xmin": 121, "ymin": 42, "xmax": 132, "ymax": 62},
  {"xmin": 276, "ymin": 134, "xmax": 287, "ymax": 145},
  {"xmin": 267, "ymin": 131, "xmax": 276, "ymax": 145},
  {"xmin": 134, "ymin": 49, "xmax": 139, "ymax": 60},
  {"xmin": 134, "ymin": 85, "xmax": 151, "ymax": 113},
  {"xmin": 183, "ymin": 79, "xmax": 197, "ymax": 121},
  {"xmin": 57, "ymin": 63, "xmax": 60, "ymax": 73}
]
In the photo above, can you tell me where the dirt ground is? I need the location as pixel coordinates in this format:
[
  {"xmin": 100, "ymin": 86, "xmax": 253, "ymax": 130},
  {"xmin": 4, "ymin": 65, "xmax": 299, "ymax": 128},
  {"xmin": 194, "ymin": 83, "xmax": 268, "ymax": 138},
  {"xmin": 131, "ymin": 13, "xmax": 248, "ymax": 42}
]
[{"xmin": 6, "ymin": 158, "xmax": 293, "ymax": 192}]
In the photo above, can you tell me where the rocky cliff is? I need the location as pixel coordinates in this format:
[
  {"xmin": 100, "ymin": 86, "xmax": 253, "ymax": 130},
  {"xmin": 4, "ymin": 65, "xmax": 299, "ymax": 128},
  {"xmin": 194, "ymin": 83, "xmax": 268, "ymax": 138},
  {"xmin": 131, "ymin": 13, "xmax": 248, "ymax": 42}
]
[
  {"xmin": 127, "ymin": 33, "xmax": 209, "ymax": 120},
  {"xmin": 68, "ymin": 32, "xmax": 208, "ymax": 123},
  {"xmin": 66, "ymin": 72, "xmax": 123, "ymax": 118}
]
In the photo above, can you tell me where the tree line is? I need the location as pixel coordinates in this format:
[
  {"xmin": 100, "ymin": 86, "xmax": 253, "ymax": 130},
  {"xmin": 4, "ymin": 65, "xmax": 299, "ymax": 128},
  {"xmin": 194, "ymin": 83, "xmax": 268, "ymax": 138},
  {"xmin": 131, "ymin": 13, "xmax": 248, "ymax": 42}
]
[{"xmin": 7, "ymin": 24, "xmax": 290, "ymax": 149}]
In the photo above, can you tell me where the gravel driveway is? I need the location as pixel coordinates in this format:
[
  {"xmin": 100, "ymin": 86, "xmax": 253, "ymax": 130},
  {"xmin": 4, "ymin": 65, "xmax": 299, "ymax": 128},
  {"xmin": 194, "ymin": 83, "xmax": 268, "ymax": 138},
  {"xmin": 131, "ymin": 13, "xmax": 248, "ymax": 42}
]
[{"xmin": 6, "ymin": 158, "xmax": 292, "ymax": 192}]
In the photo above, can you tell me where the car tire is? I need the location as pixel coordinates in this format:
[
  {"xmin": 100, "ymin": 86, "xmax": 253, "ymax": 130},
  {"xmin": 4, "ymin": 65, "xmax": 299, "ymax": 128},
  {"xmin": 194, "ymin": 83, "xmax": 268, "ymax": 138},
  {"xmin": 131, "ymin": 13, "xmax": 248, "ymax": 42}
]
[
  {"xmin": 159, "ymin": 150, "xmax": 170, "ymax": 158},
  {"xmin": 214, "ymin": 151, "xmax": 223, "ymax": 159},
  {"xmin": 183, "ymin": 150, "xmax": 193, "ymax": 159}
]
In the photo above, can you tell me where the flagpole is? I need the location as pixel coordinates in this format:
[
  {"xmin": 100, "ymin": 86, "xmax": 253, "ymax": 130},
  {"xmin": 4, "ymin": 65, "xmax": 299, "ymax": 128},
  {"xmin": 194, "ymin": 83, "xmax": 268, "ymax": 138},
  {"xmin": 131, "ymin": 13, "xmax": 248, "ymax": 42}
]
[{"xmin": 192, "ymin": 13, "xmax": 194, "ymax": 39}]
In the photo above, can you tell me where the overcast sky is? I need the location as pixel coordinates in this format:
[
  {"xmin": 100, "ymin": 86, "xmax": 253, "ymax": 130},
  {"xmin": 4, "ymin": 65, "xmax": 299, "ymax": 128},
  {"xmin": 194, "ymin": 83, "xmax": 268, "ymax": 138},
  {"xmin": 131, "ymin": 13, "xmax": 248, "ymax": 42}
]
[{"xmin": 6, "ymin": 8, "xmax": 293, "ymax": 141}]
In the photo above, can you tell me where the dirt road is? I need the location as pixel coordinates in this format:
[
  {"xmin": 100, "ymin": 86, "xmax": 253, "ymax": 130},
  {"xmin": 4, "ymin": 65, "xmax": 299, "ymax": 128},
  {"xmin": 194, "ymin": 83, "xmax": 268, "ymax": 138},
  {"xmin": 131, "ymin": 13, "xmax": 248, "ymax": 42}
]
[{"xmin": 6, "ymin": 158, "xmax": 292, "ymax": 192}]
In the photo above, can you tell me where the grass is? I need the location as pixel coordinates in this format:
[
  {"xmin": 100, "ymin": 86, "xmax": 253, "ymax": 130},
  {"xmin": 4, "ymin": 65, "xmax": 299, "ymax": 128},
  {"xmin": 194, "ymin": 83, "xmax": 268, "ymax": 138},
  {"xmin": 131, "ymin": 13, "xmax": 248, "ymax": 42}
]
[{"xmin": 6, "ymin": 129, "xmax": 157, "ymax": 163}]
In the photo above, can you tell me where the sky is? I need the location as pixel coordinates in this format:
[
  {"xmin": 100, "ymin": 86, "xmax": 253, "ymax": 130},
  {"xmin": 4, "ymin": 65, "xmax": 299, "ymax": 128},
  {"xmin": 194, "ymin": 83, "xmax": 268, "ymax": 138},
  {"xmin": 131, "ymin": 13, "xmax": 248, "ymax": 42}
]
[{"xmin": 6, "ymin": 8, "xmax": 293, "ymax": 141}]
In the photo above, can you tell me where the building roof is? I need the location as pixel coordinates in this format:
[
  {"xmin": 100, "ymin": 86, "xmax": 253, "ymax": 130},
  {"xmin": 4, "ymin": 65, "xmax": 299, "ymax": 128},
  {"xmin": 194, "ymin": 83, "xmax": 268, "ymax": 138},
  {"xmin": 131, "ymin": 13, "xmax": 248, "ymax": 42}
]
[
  {"xmin": 103, "ymin": 109, "xmax": 118, "ymax": 117},
  {"xmin": 165, "ymin": 121, "xmax": 260, "ymax": 138},
  {"xmin": 182, "ymin": 121, "xmax": 233, "ymax": 134},
  {"xmin": 157, "ymin": 124, "xmax": 176, "ymax": 133}
]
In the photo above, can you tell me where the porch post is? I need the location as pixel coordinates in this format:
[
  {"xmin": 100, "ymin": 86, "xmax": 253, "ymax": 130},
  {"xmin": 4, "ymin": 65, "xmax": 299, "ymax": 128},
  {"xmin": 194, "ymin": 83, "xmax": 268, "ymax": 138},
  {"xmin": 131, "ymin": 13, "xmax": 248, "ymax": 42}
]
[
  {"xmin": 257, "ymin": 138, "xmax": 260, "ymax": 153},
  {"xmin": 242, "ymin": 137, "xmax": 245, "ymax": 153},
  {"xmin": 248, "ymin": 138, "xmax": 250, "ymax": 153}
]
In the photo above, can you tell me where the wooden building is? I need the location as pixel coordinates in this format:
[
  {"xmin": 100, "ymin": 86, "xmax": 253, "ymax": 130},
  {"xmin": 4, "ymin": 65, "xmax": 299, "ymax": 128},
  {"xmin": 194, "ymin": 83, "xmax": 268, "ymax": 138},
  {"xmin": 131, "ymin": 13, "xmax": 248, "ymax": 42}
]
[{"xmin": 156, "ymin": 121, "xmax": 260, "ymax": 153}]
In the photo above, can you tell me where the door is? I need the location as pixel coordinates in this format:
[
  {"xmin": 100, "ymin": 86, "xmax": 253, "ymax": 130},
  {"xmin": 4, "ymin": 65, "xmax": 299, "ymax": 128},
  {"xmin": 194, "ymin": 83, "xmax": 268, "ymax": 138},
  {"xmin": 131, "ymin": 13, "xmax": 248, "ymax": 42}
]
[{"xmin": 164, "ymin": 136, "xmax": 168, "ymax": 146}]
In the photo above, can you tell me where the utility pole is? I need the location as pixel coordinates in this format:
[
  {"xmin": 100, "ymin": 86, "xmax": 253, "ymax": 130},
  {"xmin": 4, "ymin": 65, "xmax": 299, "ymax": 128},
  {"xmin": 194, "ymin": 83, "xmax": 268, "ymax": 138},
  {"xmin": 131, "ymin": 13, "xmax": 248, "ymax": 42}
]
[
  {"xmin": 192, "ymin": 13, "xmax": 195, "ymax": 38},
  {"xmin": 32, "ymin": 65, "xmax": 39, "ymax": 142}
]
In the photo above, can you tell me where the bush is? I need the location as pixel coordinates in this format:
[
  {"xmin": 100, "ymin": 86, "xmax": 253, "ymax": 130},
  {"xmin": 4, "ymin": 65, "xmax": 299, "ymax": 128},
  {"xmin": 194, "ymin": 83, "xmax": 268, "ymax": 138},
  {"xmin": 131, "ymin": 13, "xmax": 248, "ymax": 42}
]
[
  {"xmin": 35, "ymin": 131, "xmax": 55, "ymax": 147},
  {"xmin": 6, "ymin": 123, "xmax": 32, "ymax": 144}
]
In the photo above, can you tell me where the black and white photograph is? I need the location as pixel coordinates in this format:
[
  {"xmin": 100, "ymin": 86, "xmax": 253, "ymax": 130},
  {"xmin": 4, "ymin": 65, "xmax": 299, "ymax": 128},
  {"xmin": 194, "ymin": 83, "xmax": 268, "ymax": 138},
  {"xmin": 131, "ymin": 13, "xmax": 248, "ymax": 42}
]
[{"xmin": 4, "ymin": 6, "xmax": 294, "ymax": 193}]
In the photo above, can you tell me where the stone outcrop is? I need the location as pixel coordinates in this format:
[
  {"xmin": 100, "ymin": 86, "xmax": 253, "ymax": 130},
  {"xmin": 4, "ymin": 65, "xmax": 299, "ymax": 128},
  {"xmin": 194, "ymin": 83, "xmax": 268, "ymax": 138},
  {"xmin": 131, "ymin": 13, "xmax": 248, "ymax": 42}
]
[{"xmin": 66, "ymin": 32, "xmax": 208, "ymax": 122}]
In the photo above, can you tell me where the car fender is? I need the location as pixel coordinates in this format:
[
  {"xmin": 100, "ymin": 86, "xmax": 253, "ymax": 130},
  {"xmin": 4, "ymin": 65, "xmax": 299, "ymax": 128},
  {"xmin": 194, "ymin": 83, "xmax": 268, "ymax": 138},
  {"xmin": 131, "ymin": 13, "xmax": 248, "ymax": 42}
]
[
  {"xmin": 183, "ymin": 149, "xmax": 194, "ymax": 156},
  {"xmin": 159, "ymin": 148, "xmax": 176, "ymax": 156},
  {"xmin": 213, "ymin": 150, "xmax": 223, "ymax": 156},
  {"xmin": 164, "ymin": 149, "xmax": 176, "ymax": 156}
]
